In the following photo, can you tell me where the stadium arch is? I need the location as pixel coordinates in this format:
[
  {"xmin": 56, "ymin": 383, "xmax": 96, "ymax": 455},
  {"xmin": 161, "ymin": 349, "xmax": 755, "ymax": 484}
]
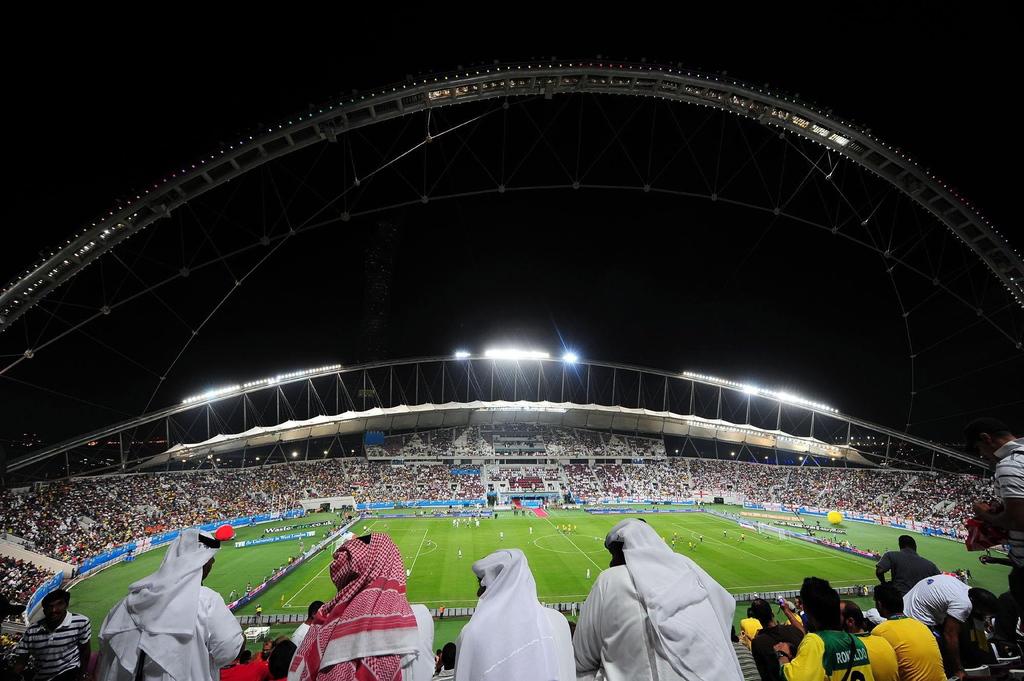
[
  {"xmin": 2, "ymin": 62, "xmax": 1021, "ymax": 332},
  {"xmin": 1, "ymin": 60, "xmax": 1021, "ymax": 447}
]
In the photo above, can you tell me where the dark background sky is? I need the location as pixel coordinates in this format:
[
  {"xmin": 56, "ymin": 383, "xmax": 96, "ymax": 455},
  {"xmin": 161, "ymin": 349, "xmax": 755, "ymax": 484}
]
[{"xmin": 0, "ymin": 5, "xmax": 1019, "ymax": 452}]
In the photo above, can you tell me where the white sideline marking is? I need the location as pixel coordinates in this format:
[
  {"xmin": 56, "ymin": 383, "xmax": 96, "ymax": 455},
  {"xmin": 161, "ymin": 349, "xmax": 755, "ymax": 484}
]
[
  {"xmin": 543, "ymin": 517, "xmax": 604, "ymax": 573},
  {"xmin": 671, "ymin": 523, "xmax": 769, "ymax": 561},
  {"xmin": 284, "ymin": 521, "xmax": 376, "ymax": 607},
  {"xmin": 408, "ymin": 528, "xmax": 430, "ymax": 575}
]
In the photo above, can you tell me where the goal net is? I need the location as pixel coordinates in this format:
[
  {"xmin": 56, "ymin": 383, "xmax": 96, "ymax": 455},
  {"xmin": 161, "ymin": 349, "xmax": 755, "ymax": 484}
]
[{"xmin": 756, "ymin": 522, "xmax": 786, "ymax": 540}]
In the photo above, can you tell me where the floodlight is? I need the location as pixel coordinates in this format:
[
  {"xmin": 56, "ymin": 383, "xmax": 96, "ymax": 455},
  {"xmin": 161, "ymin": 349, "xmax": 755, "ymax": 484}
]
[
  {"xmin": 183, "ymin": 364, "xmax": 342, "ymax": 404},
  {"xmin": 454, "ymin": 350, "xmax": 471, "ymax": 359},
  {"xmin": 683, "ymin": 370, "xmax": 837, "ymax": 413},
  {"xmin": 562, "ymin": 351, "xmax": 579, "ymax": 363}
]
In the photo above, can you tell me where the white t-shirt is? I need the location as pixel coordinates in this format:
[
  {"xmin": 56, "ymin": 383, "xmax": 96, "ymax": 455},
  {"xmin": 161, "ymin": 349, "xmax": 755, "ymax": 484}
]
[
  {"xmin": 291, "ymin": 621, "xmax": 310, "ymax": 647},
  {"xmin": 903, "ymin": 574, "xmax": 972, "ymax": 626}
]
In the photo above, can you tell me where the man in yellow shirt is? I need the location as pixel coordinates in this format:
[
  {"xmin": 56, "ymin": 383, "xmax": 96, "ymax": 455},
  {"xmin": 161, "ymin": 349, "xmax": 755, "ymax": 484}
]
[
  {"xmin": 871, "ymin": 583, "xmax": 945, "ymax": 681},
  {"xmin": 739, "ymin": 606, "xmax": 764, "ymax": 648},
  {"xmin": 840, "ymin": 600, "xmax": 897, "ymax": 681},
  {"xmin": 775, "ymin": 577, "xmax": 875, "ymax": 681}
]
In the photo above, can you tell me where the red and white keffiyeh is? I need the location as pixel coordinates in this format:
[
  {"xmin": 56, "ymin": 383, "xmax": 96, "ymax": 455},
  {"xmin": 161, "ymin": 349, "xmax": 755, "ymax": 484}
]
[{"xmin": 289, "ymin": 533, "xmax": 418, "ymax": 681}]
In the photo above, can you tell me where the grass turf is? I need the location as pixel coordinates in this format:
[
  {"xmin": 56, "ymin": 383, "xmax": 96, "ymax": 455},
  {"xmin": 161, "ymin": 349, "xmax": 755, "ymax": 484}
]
[{"xmin": 69, "ymin": 507, "xmax": 1007, "ymax": 650}]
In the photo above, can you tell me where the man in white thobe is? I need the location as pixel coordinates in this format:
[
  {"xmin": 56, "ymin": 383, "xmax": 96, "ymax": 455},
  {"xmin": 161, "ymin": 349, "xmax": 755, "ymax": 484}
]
[
  {"xmin": 96, "ymin": 528, "xmax": 244, "ymax": 681},
  {"xmin": 406, "ymin": 603, "xmax": 437, "ymax": 681},
  {"xmin": 456, "ymin": 548, "xmax": 575, "ymax": 681},
  {"xmin": 573, "ymin": 518, "xmax": 743, "ymax": 681}
]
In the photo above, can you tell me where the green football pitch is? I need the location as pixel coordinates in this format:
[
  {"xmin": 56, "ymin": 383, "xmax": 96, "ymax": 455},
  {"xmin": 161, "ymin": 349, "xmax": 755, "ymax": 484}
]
[{"xmin": 69, "ymin": 508, "xmax": 1009, "ymax": 650}]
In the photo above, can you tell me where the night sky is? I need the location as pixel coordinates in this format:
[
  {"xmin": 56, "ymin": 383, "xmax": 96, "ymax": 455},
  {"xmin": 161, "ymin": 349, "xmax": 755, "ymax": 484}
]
[{"xmin": 0, "ymin": 6, "xmax": 1019, "ymax": 454}]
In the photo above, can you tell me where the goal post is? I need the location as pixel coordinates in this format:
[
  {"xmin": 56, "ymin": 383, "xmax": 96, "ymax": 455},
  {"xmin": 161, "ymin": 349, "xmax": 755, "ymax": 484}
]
[{"xmin": 756, "ymin": 522, "xmax": 786, "ymax": 540}]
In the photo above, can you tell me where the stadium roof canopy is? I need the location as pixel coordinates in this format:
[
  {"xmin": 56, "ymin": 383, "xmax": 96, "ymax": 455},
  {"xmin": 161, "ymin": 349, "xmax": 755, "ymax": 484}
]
[
  {"xmin": 4, "ymin": 356, "xmax": 985, "ymax": 481},
  {"xmin": 148, "ymin": 400, "xmax": 875, "ymax": 468}
]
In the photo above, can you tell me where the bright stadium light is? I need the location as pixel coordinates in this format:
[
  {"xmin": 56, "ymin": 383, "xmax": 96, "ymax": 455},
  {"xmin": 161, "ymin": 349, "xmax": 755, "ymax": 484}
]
[
  {"xmin": 454, "ymin": 350, "xmax": 471, "ymax": 359},
  {"xmin": 562, "ymin": 351, "xmax": 579, "ymax": 363},
  {"xmin": 484, "ymin": 348, "xmax": 550, "ymax": 360},
  {"xmin": 683, "ymin": 371, "xmax": 838, "ymax": 414},
  {"xmin": 182, "ymin": 364, "xmax": 343, "ymax": 404},
  {"xmin": 291, "ymin": 451, "xmax": 299, "ymax": 457}
]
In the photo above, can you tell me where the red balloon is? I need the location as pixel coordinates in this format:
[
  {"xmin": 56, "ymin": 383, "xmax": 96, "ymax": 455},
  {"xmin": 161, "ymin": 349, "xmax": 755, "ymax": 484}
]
[{"xmin": 214, "ymin": 524, "xmax": 235, "ymax": 541}]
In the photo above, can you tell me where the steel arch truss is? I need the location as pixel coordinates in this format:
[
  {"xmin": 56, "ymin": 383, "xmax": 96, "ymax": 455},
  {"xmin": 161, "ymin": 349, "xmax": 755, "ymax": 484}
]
[{"xmin": 2, "ymin": 61, "xmax": 1021, "ymax": 332}]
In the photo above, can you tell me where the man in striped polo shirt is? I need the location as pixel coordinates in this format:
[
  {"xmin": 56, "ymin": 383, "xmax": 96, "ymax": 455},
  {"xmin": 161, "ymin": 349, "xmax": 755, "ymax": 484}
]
[
  {"xmin": 966, "ymin": 417, "xmax": 1024, "ymax": 606},
  {"xmin": 13, "ymin": 588, "xmax": 91, "ymax": 681}
]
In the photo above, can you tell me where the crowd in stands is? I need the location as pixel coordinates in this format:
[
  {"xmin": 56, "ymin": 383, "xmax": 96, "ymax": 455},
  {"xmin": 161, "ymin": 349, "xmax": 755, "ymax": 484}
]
[
  {"xmin": 685, "ymin": 460, "xmax": 993, "ymax": 528},
  {"xmin": 688, "ymin": 458, "xmax": 781, "ymax": 500},
  {"xmin": 0, "ymin": 557, "xmax": 51, "ymax": 609},
  {"xmin": 559, "ymin": 458, "xmax": 994, "ymax": 529},
  {"xmin": 345, "ymin": 462, "xmax": 484, "ymax": 502},
  {"xmin": 365, "ymin": 425, "xmax": 665, "ymax": 459},
  {"xmin": 0, "ymin": 631, "xmax": 18, "ymax": 664},
  {"xmin": 0, "ymin": 452, "xmax": 996, "ymax": 567},
  {"xmin": 0, "ymin": 460, "xmax": 492, "ymax": 563},
  {"xmin": 584, "ymin": 462, "xmax": 693, "ymax": 499},
  {"xmin": 485, "ymin": 465, "xmax": 561, "ymax": 491},
  {"xmin": 0, "ymin": 462, "xmax": 357, "ymax": 563}
]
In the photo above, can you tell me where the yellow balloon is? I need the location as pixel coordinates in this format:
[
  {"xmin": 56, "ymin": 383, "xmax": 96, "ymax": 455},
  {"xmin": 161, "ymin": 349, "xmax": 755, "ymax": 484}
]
[{"xmin": 827, "ymin": 511, "xmax": 843, "ymax": 525}]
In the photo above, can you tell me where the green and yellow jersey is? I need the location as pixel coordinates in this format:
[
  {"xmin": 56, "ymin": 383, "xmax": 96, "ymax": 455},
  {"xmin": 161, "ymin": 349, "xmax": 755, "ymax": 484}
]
[{"xmin": 782, "ymin": 630, "xmax": 876, "ymax": 681}]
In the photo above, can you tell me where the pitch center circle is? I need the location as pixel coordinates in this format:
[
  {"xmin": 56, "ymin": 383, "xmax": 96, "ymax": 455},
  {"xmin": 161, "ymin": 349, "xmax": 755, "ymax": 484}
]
[{"xmin": 532, "ymin": 533, "xmax": 607, "ymax": 555}]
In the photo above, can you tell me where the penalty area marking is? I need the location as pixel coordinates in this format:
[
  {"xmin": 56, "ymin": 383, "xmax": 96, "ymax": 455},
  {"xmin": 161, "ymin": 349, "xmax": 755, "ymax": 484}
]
[
  {"xmin": 671, "ymin": 520, "xmax": 875, "ymax": 572},
  {"xmin": 677, "ymin": 518, "xmax": 879, "ymax": 573},
  {"xmin": 407, "ymin": 528, "xmax": 430, "ymax": 575},
  {"xmin": 416, "ymin": 538, "xmax": 438, "ymax": 558},
  {"xmin": 674, "ymin": 525, "xmax": 828, "ymax": 562}
]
